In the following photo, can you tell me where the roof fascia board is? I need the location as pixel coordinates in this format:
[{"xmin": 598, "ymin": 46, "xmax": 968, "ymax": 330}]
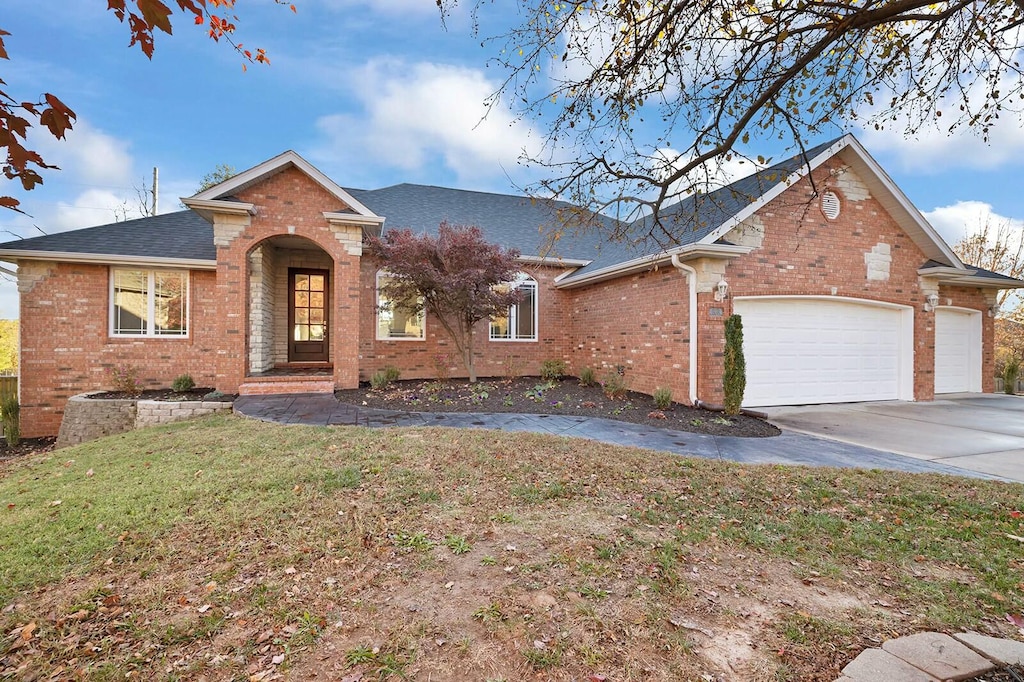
[
  {"xmin": 518, "ymin": 254, "xmax": 592, "ymax": 267},
  {"xmin": 696, "ymin": 136, "xmax": 850, "ymax": 246},
  {"xmin": 919, "ymin": 266, "xmax": 970, "ymax": 277},
  {"xmin": 555, "ymin": 243, "xmax": 751, "ymax": 289},
  {"xmin": 927, "ymin": 273, "xmax": 1024, "ymax": 289},
  {"xmin": 323, "ymin": 212, "xmax": 386, "ymax": 226},
  {"xmin": 189, "ymin": 150, "xmax": 380, "ymax": 219},
  {"xmin": 0, "ymin": 250, "xmax": 217, "ymax": 270},
  {"xmin": 180, "ymin": 198, "xmax": 256, "ymax": 216},
  {"xmin": 840, "ymin": 136, "xmax": 965, "ymax": 268}
]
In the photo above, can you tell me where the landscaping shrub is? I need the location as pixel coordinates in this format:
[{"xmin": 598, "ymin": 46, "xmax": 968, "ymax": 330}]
[
  {"xmin": 371, "ymin": 365, "xmax": 401, "ymax": 390},
  {"xmin": 653, "ymin": 387, "xmax": 672, "ymax": 410},
  {"xmin": 601, "ymin": 371, "xmax": 627, "ymax": 399},
  {"xmin": 171, "ymin": 374, "xmax": 195, "ymax": 393},
  {"xmin": 540, "ymin": 359, "xmax": 566, "ymax": 381},
  {"xmin": 432, "ymin": 353, "xmax": 451, "ymax": 381},
  {"xmin": 1004, "ymin": 356, "xmax": 1021, "ymax": 395},
  {"xmin": 723, "ymin": 314, "xmax": 746, "ymax": 416},
  {"xmin": 1, "ymin": 395, "xmax": 18, "ymax": 447},
  {"xmin": 109, "ymin": 365, "xmax": 142, "ymax": 397},
  {"xmin": 578, "ymin": 366, "xmax": 597, "ymax": 387}
]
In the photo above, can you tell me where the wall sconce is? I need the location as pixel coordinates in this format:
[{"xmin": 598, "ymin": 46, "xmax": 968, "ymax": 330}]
[
  {"xmin": 989, "ymin": 305, "xmax": 998, "ymax": 317},
  {"xmin": 924, "ymin": 293, "xmax": 939, "ymax": 312},
  {"xmin": 715, "ymin": 279, "xmax": 729, "ymax": 302}
]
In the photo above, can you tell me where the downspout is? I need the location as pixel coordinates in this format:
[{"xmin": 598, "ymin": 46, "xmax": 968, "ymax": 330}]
[{"xmin": 670, "ymin": 254, "xmax": 698, "ymax": 405}]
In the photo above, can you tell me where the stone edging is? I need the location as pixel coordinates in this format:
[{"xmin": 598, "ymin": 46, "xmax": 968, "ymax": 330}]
[
  {"xmin": 836, "ymin": 631, "xmax": 1024, "ymax": 681},
  {"xmin": 56, "ymin": 392, "xmax": 233, "ymax": 448}
]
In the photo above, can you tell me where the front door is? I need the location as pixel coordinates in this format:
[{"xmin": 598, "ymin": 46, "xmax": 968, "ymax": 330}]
[{"xmin": 288, "ymin": 269, "xmax": 329, "ymax": 362}]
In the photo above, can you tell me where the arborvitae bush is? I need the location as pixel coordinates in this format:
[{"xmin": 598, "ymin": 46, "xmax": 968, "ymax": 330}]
[{"xmin": 723, "ymin": 314, "xmax": 746, "ymax": 416}]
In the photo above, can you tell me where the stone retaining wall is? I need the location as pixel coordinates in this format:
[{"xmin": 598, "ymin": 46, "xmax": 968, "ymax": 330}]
[{"xmin": 56, "ymin": 393, "xmax": 233, "ymax": 448}]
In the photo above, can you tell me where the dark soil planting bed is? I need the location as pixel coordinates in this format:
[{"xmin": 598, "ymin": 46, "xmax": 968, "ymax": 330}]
[{"xmin": 336, "ymin": 376, "xmax": 779, "ymax": 438}]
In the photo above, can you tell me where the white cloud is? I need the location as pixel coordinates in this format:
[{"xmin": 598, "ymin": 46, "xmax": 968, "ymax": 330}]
[
  {"xmin": 857, "ymin": 68, "xmax": 1024, "ymax": 172},
  {"xmin": 34, "ymin": 120, "xmax": 135, "ymax": 189},
  {"xmin": 922, "ymin": 200, "xmax": 1024, "ymax": 246},
  {"xmin": 653, "ymin": 147, "xmax": 762, "ymax": 202},
  {"xmin": 315, "ymin": 60, "xmax": 541, "ymax": 185}
]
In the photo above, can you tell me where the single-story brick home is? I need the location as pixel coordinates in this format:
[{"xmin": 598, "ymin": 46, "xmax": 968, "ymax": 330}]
[{"xmin": 2, "ymin": 133, "xmax": 1021, "ymax": 437}]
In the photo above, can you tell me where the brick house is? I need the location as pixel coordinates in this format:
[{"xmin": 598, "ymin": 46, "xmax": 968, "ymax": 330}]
[{"xmin": 1, "ymin": 134, "xmax": 1021, "ymax": 437}]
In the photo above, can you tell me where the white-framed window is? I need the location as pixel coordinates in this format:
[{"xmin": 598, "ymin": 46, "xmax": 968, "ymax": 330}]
[
  {"xmin": 110, "ymin": 269, "xmax": 189, "ymax": 337},
  {"xmin": 490, "ymin": 273, "xmax": 538, "ymax": 342},
  {"xmin": 376, "ymin": 271, "xmax": 425, "ymax": 340}
]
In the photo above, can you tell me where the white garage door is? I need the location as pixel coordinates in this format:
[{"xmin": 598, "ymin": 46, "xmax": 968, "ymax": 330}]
[
  {"xmin": 733, "ymin": 297, "xmax": 910, "ymax": 407},
  {"xmin": 934, "ymin": 308, "xmax": 981, "ymax": 393}
]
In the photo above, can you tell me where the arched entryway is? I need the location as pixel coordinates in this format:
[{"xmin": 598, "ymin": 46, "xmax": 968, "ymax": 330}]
[{"xmin": 247, "ymin": 235, "xmax": 335, "ymax": 375}]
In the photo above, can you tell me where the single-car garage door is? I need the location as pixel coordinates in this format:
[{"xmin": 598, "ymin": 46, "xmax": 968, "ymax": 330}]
[
  {"xmin": 733, "ymin": 297, "xmax": 912, "ymax": 407},
  {"xmin": 934, "ymin": 308, "xmax": 982, "ymax": 393}
]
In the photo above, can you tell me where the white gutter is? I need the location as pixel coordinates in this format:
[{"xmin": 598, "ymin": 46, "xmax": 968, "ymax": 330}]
[
  {"xmin": 0, "ymin": 250, "xmax": 217, "ymax": 270},
  {"xmin": 670, "ymin": 254, "xmax": 699, "ymax": 405},
  {"xmin": 555, "ymin": 242, "xmax": 750, "ymax": 289}
]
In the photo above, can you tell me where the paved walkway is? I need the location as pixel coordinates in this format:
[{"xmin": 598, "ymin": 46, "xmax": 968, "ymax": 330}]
[
  {"xmin": 837, "ymin": 631, "xmax": 1024, "ymax": 681},
  {"xmin": 233, "ymin": 394, "xmax": 1001, "ymax": 479}
]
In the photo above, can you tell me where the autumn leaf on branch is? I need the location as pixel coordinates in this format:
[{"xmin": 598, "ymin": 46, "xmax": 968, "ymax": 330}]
[{"xmin": 0, "ymin": 1, "xmax": 294, "ymax": 213}]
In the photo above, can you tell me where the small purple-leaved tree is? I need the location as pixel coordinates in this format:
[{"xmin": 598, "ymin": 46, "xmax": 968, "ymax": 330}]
[{"xmin": 368, "ymin": 222, "xmax": 524, "ymax": 382}]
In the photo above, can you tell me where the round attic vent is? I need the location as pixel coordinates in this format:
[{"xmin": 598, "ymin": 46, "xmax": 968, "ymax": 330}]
[{"xmin": 821, "ymin": 191, "xmax": 841, "ymax": 219}]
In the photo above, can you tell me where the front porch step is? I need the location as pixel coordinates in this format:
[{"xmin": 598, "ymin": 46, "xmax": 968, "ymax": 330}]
[{"xmin": 238, "ymin": 374, "xmax": 336, "ymax": 396}]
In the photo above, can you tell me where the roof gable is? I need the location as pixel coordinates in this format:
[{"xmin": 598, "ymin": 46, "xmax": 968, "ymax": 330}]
[
  {"xmin": 187, "ymin": 150, "xmax": 380, "ymax": 221},
  {"xmin": 696, "ymin": 134, "xmax": 965, "ymax": 268}
]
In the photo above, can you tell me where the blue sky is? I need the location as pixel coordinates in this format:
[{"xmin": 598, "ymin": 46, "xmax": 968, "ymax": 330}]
[{"xmin": 1, "ymin": 0, "xmax": 1023, "ymax": 318}]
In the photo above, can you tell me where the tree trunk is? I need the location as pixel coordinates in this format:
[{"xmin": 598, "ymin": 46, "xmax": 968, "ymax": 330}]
[{"xmin": 465, "ymin": 325, "xmax": 477, "ymax": 382}]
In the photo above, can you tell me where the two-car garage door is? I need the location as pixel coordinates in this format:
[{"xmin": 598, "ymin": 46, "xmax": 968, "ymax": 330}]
[{"xmin": 733, "ymin": 297, "xmax": 912, "ymax": 407}]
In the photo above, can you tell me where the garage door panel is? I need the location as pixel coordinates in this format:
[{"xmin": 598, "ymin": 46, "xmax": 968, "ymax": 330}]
[
  {"xmin": 734, "ymin": 298, "xmax": 906, "ymax": 407},
  {"xmin": 935, "ymin": 309, "xmax": 980, "ymax": 394}
]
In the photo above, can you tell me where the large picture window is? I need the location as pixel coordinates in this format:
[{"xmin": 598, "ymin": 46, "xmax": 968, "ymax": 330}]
[
  {"xmin": 376, "ymin": 272, "xmax": 425, "ymax": 340},
  {"xmin": 490, "ymin": 273, "xmax": 537, "ymax": 341},
  {"xmin": 111, "ymin": 269, "xmax": 189, "ymax": 337}
]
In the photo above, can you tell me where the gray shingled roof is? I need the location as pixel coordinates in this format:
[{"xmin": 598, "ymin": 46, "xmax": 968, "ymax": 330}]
[
  {"xmin": 345, "ymin": 184, "xmax": 617, "ymax": 262},
  {"xmin": 0, "ymin": 211, "xmax": 215, "ymax": 261},
  {"xmin": 558, "ymin": 138, "xmax": 843, "ymax": 282},
  {"xmin": 920, "ymin": 259, "xmax": 1024, "ymax": 284},
  {"xmin": 8, "ymin": 136, "xmax": 999, "ymax": 288}
]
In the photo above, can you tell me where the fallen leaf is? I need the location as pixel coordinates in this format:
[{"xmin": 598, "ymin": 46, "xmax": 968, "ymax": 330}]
[
  {"xmin": 20, "ymin": 622, "xmax": 36, "ymax": 640},
  {"xmin": 1005, "ymin": 534, "xmax": 1024, "ymax": 543},
  {"xmin": 589, "ymin": 675, "xmax": 608, "ymax": 682},
  {"xmin": 271, "ymin": 653, "xmax": 285, "ymax": 665},
  {"xmin": 340, "ymin": 673, "xmax": 363, "ymax": 682},
  {"xmin": 86, "ymin": 469, "xmax": 94, "ymax": 477},
  {"xmin": 284, "ymin": 567, "xmax": 297, "ymax": 575},
  {"xmin": 49, "ymin": 500, "xmax": 62, "ymax": 507},
  {"xmin": 197, "ymin": 604, "xmax": 211, "ymax": 613}
]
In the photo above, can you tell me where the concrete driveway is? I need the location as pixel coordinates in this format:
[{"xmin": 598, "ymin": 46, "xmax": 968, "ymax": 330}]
[{"xmin": 762, "ymin": 394, "xmax": 1024, "ymax": 482}]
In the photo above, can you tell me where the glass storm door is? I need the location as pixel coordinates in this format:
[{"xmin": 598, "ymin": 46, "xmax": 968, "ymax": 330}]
[{"xmin": 288, "ymin": 269, "xmax": 329, "ymax": 362}]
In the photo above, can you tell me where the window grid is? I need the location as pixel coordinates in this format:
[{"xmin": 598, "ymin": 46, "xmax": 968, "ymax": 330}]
[
  {"xmin": 111, "ymin": 269, "xmax": 189, "ymax": 338},
  {"xmin": 376, "ymin": 271, "xmax": 425, "ymax": 340},
  {"xmin": 490, "ymin": 275, "xmax": 538, "ymax": 342}
]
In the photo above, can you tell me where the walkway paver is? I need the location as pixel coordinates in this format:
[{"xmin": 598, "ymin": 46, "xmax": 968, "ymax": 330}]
[
  {"xmin": 233, "ymin": 393, "xmax": 1004, "ymax": 479},
  {"xmin": 839, "ymin": 631, "xmax": 1023, "ymax": 682}
]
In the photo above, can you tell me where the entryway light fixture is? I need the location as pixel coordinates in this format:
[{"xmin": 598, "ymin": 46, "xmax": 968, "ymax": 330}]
[
  {"xmin": 924, "ymin": 293, "xmax": 939, "ymax": 312},
  {"xmin": 715, "ymin": 279, "xmax": 729, "ymax": 302}
]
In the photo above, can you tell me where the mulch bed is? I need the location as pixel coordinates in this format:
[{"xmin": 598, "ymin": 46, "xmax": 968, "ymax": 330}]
[
  {"xmin": 0, "ymin": 436, "xmax": 56, "ymax": 460},
  {"xmin": 336, "ymin": 376, "xmax": 780, "ymax": 438},
  {"xmin": 86, "ymin": 388, "xmax": 236, "ymax": 401}
]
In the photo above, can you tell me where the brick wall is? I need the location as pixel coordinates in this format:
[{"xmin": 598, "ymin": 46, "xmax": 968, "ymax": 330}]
[
  {"xmin": 217, "ymin": 166, "xmax": 361, "ymax": 391},
  {"xmin": 358, "ymin": 260, "xmax": 571, "ymax": 381},
  {"xmin": 697, "ymin": 160, "xmax": 958, "ymax": 403},
  {"xmin": 567, "ymin": 266, "xmax": 692, "ymax": 401},
  {"xmin": 19, "ymin": 263, "xmax": 221, "ymax": 437}
]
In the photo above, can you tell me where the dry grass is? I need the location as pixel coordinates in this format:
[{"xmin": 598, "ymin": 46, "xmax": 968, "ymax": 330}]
[{"xmin": 0, "ymin": 413, "xmax": 1022, "ymax": 681}]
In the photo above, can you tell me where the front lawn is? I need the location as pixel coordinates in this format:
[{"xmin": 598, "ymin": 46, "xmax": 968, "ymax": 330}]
[{"xmin": 1, "ymin": 414, "xmax": 1022, "ymax": 680}]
